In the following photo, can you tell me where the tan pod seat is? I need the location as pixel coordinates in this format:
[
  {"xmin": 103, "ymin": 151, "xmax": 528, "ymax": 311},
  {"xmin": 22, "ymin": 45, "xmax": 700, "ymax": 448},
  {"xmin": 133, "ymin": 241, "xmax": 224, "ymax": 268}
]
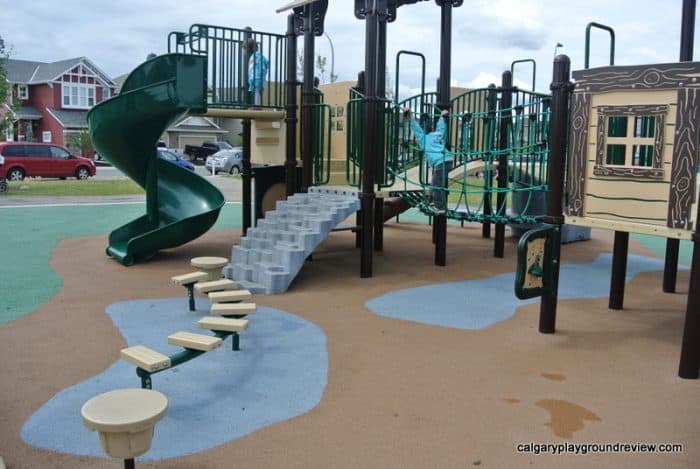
[{"xmin": 81, "ymin": 388, "xmax": 168, "ymax": 460}]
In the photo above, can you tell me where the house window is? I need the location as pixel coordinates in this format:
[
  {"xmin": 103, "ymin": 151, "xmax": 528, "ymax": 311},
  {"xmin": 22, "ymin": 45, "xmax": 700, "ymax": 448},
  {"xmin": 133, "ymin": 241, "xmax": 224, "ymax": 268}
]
[
  {"xmin": 62, "ymin": 84, "xmax": 95, "ymax": 108},
  {"xmin": 594, "ymin": 105, "xmax": 667, "ymax": 178},
  {"xmin": 102, "ymin": 87, "xmax": 111, "ymax": 101},
  {"xmin": 18, "ymin": 85, "xmax": 29, "ymax": 100}
]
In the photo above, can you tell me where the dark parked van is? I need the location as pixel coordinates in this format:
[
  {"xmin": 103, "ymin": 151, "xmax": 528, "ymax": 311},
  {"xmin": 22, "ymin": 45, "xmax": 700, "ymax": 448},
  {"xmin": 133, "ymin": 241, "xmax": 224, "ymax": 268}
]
[{"xmin": 0, "ymin": 142, "xmax": 96, "ymax": 181}]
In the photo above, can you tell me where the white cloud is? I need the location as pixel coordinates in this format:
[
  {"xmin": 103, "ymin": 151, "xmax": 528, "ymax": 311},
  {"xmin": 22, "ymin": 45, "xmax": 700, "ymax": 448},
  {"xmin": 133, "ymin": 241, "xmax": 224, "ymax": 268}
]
[{"xmin": 1, "ymin": 0, "xmax": 698, "ymax": 92}]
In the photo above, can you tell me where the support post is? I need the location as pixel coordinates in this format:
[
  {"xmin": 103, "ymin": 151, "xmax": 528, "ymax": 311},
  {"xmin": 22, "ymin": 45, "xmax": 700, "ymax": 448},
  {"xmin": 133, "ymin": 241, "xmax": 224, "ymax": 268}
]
[
  {"xmin": 373, "ymin": 19, "xmax": 387, "ymax": 252},
  {"xmin": 434, "ymin": 0, "xmax": 454, "ymax": 267},
  {"xmin": 242, "ymin": 118, "xmax": 252, "ymax": 234},
  {"xmin": 241, "ymin": 27, "xmax": 253, "ymax": 235},
  {"xmin": 494, "ymin": 71, "xmax": 512, "ymax": 258},
  {"xmin": 285, "ymin": 13, "xmax": 299, "ymax": 196},
  {"xmin": 609, "ymin": 231, "xmax": 629, "ymax": 310},
  {"xmin": 538, "ymin": 55, "xmax": 570, "ymax": 334},
  {"xmin": 678, "ymin": 0, "xmax": 700, "ymax": 380},
  {"xmin": 679, "ymin": 234, "xmax": 700, "ymax": 378},
  {"xmin": 663, "ymin": 239, "xmax": 680, "ymax": 292},
  {"xmin": 301, "ymin": 4, "xmax": 315, "ymax": 192},
  {"xmin": 360, "ymin": 9, "xmax": 379, "ymax": 277},
  {"xmin": 482, "ymin": 84, "xmax": 497, "ymax": 238}
]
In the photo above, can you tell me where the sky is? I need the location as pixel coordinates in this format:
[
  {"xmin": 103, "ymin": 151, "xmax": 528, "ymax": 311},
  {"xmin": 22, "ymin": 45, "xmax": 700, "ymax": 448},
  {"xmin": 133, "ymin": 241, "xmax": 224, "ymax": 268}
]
[{"xmin": 2, "ymin": 0, "xmax": 699, "ymax": 95}]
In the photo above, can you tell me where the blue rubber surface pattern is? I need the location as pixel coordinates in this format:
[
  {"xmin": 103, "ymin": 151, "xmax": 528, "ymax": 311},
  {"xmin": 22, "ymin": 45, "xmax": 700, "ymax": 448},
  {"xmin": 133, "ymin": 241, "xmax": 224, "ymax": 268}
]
[
  {"xmin": 366, "ymin": 253, "xmax": 682, "ymax": 330},
  {"xmin": 21, "ymin": 299, "xmax": 327, "ymax": 460}
]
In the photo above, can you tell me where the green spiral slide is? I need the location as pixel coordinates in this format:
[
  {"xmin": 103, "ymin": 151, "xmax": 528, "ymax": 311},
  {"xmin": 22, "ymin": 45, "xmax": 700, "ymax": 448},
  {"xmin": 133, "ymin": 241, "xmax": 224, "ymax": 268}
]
[{"xmin": 87, "ymin": 54, "xmax": 224, "ymax": 266}]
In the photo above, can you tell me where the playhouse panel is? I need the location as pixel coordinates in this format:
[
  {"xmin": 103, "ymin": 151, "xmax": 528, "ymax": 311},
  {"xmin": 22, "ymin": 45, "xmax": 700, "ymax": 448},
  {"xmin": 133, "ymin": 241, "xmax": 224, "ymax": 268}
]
[{"xmin": 566, "ymin": 62, "xmax": 700, "ymax": 237}]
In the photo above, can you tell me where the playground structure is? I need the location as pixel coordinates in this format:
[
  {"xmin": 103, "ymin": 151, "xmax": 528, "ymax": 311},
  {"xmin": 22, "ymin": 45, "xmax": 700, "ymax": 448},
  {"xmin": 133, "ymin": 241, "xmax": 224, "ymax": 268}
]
[{"xmin": 84, "ymin": 0, "xmax": 700, "ymax": 379}]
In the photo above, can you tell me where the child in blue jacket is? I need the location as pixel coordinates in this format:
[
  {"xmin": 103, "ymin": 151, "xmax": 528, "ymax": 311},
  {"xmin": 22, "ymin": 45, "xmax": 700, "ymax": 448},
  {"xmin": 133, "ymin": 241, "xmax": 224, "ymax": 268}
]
[
  {"xmin": 403, "ymin": 108, "xmax": 453, "ymax": 210},
  {"xmin": 244, "ymin": 39, "xmax": 269, "ymax": 107}
]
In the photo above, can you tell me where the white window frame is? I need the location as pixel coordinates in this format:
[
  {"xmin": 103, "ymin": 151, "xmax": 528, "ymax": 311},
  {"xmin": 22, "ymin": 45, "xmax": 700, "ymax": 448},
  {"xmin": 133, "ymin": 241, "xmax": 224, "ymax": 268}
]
[
  {"xmin": 60, "ymin": 63, "xmax": 98, "ymax": 109},
  {"xmin": 62, "ymin": 83, "xmax": 95, "ymax": 109},
  {"xmin": 18, "ymin": 85, "xmax": 29, "ymax": 100},
  {"xmin": 102, "ymin": 87, "xmax": 111, "ymax": 101}
]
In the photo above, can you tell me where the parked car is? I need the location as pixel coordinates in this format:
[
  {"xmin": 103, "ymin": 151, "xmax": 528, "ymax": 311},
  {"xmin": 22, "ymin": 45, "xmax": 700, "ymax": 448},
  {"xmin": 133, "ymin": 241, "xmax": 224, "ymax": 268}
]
[
  {"xmin": 205, "ymin": 148, "xmax": 243, "ymax": 174},
  {"xmin": 157, "ymin": 148, "xmax": 195, "ymax": 171},
  {"xmin": 184, "ymin": 140, "xmax": 234, "ymax": 163},
  {"xmin": 0, "ymin": 142, "xmax": 96, "ymax": 181}
]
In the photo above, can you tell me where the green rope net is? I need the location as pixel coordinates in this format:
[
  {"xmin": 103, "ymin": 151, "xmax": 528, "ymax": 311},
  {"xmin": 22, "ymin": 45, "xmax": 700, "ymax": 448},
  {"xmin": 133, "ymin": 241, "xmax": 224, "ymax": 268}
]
[{"xmin": 391, "ymin": 89, "xmax": 551, "ymax": 225}]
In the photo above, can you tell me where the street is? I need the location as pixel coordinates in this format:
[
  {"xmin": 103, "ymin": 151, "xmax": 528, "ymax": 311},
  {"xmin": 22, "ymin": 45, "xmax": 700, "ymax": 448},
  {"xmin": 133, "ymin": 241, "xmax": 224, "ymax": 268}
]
[{"xmin": 94, "ymin": 163, "xmax": 217, "ymax": 180}]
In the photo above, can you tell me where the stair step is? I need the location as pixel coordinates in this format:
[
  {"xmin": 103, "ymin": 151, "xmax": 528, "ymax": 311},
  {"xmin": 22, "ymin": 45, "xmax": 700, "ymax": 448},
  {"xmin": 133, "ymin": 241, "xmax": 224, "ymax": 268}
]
[
  {"xmin": 208, "ymin": 289, "xmax": 252, "ymax": 303},
  {"xmin": 194, "ymin": 279, "xmax": 237, "ymax": 293},
  {"xmin": 211, "ymin": 302, "xmax": 257, "ymax": 316},
  {"xmin": 171, "ymin": 271, "xmax": 208, "ymax": 285},
  {"xmin": 198, "ymin": 316, "xmax": 249, "ymax": 332},
  {"xmin": 167, "ymin": 331, "xmax": 222, "ymax": 351},
  {"xmin": 120, "ymin": 345, "xmax": 171, "ymax": 372}
]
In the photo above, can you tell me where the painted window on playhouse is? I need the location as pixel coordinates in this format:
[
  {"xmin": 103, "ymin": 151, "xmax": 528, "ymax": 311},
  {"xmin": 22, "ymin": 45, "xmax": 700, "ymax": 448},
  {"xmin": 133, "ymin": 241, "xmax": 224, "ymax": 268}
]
[{"xmin": 594, "ymin": 105, "xmax": 667, "ymax": 178}]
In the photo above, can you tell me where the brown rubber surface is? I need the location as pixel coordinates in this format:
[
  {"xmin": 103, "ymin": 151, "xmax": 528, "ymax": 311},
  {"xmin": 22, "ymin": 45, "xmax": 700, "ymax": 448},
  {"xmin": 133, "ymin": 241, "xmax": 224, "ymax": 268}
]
[{"xmin": 0, "ymin": 222, "xmax": 698, "ymax": 468}]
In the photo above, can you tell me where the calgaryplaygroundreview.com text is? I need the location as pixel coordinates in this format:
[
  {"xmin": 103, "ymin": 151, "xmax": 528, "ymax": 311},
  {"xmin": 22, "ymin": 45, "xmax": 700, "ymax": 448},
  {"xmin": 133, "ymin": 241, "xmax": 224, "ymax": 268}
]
[{"xmin": 516, "ymin": 442, "xmax": 684, "ymax": 456}]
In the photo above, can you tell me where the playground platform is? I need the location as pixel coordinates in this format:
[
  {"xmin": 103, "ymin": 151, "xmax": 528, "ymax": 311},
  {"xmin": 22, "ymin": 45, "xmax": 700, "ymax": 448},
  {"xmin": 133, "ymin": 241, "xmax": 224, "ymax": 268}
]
[{"xmin": 0, "ymin": 202, "xmax": 699, "ymax": 468}]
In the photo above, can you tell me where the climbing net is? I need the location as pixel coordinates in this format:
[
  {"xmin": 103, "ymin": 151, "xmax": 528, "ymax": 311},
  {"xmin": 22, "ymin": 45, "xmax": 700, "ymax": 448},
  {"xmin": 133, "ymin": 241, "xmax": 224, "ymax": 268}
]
[{"xmin": 391, "ymin": 88, "xmax": 551, "ymax": 225}]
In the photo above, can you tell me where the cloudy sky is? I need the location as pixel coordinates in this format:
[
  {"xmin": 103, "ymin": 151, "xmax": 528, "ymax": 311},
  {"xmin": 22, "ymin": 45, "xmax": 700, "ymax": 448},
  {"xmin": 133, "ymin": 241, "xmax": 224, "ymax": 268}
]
[{"xmin": 2, "ymin": 0, "xmax": 698, "ymax": 95}]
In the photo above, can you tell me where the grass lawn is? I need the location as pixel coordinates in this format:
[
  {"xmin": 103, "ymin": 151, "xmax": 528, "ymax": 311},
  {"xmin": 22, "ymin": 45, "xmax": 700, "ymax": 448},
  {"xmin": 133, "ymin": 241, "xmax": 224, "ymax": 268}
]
[{"xmin": 1, "ymin": 178, "xmax": 144, "ymax": 196}]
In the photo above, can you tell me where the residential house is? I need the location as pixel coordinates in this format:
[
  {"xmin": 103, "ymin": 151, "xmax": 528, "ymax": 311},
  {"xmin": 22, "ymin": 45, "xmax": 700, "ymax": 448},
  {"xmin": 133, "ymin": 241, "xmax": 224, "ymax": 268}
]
[{"xmin": 3, "ymin": 57, "xmax": 116, "ymax": 155}]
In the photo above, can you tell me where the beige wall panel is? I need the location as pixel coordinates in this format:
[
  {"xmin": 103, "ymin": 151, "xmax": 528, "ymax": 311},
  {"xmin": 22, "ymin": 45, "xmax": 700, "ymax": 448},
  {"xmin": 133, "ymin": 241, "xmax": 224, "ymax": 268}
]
[
  {"xmin": 583, "ymin": 196, "xmax": 668, "ymax": 225},
  {"xmin": 585, "ymin": 177, "xmax": 670, "ymax": 200},
  {"xmin": 589, "ymin": 89, "xmax": 678, "ymax": 108},
  {"xmin": 251, "ymin": 119, "xmax": 286, "ymax": 166}
]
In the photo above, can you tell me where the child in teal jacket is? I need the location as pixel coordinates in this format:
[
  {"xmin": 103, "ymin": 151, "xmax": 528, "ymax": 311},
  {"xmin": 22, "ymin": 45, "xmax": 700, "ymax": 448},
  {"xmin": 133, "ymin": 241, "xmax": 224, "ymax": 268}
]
[
  {"xmin": 404, "ymin": 108, "xmax": 453, "ymax": 210},
  {"xmin": 244, "ymin": 39, "xmax": 269, "ymax": 107}
]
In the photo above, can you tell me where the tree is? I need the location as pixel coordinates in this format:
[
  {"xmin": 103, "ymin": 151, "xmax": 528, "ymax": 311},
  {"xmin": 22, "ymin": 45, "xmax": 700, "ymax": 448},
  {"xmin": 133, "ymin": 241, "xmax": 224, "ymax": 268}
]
[
  {"xmin": 297, "ymin": 50, "xmax": 334, "ymax": 84},
  {"xmin": 315, "ymin": 55, "xmax": 327, "ymax": 84},
  {"xmin": 67, "ymin": 129, "xmax": 94, "ymax": 157},
  {"xmin": 0, "ymin": 35, "xmax": 18, "ymax": 140}
]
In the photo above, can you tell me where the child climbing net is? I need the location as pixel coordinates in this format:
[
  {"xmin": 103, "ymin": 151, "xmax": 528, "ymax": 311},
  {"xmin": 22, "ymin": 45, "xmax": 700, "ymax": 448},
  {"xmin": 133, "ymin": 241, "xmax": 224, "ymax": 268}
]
[{"xmin": 393, "ymin": 89, "xmax": 551, "ymax": 225}]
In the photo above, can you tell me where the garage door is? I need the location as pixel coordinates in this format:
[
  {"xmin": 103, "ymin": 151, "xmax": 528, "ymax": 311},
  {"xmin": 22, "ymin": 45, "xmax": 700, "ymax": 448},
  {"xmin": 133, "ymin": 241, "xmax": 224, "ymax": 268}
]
[{"xmin": 178, "ymin": 135, "xmax": 218, "ymax": 150}]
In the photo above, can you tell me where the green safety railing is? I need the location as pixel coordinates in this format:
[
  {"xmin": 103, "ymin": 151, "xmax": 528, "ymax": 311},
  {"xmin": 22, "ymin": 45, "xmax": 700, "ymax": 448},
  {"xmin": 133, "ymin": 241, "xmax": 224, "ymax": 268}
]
[
  {"xmin": 167, "ymin": 24, "xmax": 287, "ymax": 109},
  {"xmin": 345, "ymin": 94, "xmax": 400, "ymax": 188},
  {"xmin": 302, "ymin": 102, "xmax": 333, "ymax": 185},
  {"xmin": 585, "ymin": 22, "xmax": 615, "ymax": 69}
]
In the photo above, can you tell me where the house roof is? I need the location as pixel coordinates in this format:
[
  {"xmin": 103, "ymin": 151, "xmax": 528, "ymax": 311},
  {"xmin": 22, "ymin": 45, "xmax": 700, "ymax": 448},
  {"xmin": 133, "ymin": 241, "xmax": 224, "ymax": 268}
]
[
  {"xmin": 5, "ymin": 57, "xmax": 116, "ymax": 87},
  {"xmin": 47, "ymin": 108, "xmax": 89, "ymax": 129},
  {"xmin": 17, "ymin": 105, "xmax": 42, "ymax": 120}
]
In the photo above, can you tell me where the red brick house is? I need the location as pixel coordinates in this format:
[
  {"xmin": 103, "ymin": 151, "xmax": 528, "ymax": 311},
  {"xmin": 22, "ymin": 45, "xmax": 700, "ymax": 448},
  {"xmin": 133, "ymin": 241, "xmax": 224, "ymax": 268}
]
[{"xmin": 2, "ymin": 57, "xmax": 116, "ymax": 154}]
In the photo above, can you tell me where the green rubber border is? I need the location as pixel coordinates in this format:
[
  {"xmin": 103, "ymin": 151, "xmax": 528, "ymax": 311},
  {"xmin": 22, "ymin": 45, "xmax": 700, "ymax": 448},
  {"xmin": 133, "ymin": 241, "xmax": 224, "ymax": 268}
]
[{"xmin": 0, "ymin": 203, "xmax": 242, "ymax": 324}]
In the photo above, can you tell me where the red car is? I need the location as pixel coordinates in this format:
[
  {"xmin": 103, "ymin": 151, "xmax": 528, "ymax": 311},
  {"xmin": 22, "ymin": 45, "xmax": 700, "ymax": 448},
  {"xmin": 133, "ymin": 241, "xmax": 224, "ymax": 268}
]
[{"xmin": 0, "ymin": 142, "xmax": 96, "ymax": 181}]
